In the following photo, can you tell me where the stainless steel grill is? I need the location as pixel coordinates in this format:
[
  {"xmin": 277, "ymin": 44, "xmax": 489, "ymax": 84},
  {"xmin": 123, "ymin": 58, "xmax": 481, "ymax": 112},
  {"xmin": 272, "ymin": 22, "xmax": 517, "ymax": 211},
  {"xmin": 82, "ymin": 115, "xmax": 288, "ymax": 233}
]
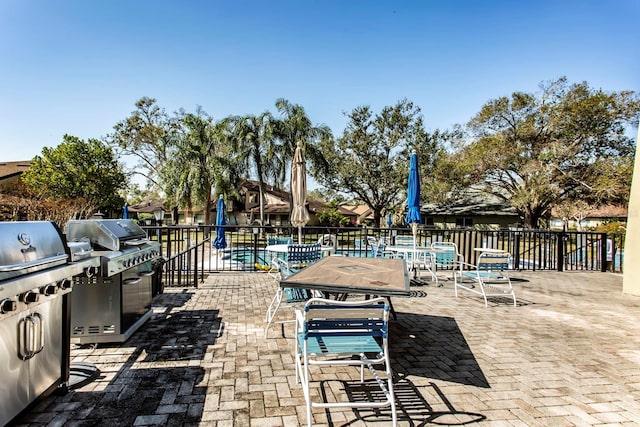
[
  {"xmin": 0, "ymin": 221, "xmax": 99, "ymax": 426},
  {"xmin": 65, "ymin": 219, "xmax": 162, "ymax": 344}
]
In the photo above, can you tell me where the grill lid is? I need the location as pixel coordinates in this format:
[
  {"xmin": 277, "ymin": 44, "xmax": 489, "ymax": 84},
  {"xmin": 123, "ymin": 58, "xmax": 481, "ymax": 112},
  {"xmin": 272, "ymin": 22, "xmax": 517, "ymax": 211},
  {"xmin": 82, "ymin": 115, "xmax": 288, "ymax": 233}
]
[
  {"xmin": 66, "ymin": 219, "xmax": 148, "ymax": 251},
  {"xmin": 0, "ymin": 221, "xmax": 69, "ymax": 282}
]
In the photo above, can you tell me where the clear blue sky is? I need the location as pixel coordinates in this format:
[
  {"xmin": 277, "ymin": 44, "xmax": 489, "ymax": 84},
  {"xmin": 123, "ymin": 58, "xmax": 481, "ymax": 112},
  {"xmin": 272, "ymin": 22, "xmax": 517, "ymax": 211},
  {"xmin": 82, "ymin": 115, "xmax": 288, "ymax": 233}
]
[{"xmin": 1, "ymin": 0, "xmax": 638, "ymax": 163}]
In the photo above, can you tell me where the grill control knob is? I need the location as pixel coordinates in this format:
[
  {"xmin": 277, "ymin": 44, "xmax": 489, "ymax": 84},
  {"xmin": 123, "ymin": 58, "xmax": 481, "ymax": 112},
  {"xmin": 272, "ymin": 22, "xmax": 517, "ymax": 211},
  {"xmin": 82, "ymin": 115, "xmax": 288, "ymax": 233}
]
[
  {"xmin": 22, "ymin": 291, "xmax": 39, "ymax": 304},
  {"xmin": 41, "ymin": 284, "xmax": 58, "ymax": 296},
  {"xmin": 0, "ymin": 299, "xmax": 17, "ymax": 314},
  {"xmin": 58, "ymin": 278, "xmax": 72, "ymax": 290},
  {"xmin": 84, "ymin": 266, "xmax": 97, "ymax": 277}
]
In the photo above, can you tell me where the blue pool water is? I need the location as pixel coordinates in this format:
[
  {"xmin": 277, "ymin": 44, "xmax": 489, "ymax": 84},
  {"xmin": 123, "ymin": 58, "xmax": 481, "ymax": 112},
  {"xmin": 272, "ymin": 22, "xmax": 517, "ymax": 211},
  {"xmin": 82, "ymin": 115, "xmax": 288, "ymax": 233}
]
[{"xmin": 224, "ymin": 247, "xmax": 370, "ymax": 266}]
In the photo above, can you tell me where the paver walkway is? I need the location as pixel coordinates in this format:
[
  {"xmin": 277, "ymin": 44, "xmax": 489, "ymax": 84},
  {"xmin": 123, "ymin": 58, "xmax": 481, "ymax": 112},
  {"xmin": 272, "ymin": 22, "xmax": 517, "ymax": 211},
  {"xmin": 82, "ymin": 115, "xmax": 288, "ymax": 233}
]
[{"xmin": 12, "ymin": 270, "xmax": 640, "ymax": 426}]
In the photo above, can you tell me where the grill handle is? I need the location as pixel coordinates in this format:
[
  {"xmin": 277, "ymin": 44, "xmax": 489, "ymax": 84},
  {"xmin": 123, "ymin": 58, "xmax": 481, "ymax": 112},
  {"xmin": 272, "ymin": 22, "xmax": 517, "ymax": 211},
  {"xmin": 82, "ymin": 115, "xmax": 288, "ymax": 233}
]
[
  {"xmin": 0, "ymin": 254, "xmax": 68, "ymax": 272},
  {"xmin": 123, "ymin": 277, "xmax": 141, "ymax": 285},
  {"xmin": 139, "ymin": 271, "xmax": 154, "ymax": 277}
]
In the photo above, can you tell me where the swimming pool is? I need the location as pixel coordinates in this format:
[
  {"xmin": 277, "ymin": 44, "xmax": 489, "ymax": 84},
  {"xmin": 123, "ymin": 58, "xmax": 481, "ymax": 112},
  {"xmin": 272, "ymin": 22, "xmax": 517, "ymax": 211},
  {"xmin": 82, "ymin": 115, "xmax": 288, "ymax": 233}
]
[{"xmin": 223, "ymin": 247, "xmax": 371, "ymax": 267}]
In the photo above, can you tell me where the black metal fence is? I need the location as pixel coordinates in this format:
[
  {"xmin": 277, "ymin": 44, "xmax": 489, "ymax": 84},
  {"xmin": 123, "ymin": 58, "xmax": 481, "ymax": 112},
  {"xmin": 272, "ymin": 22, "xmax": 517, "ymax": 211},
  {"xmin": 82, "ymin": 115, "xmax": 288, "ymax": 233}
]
[{"xmin": 142, "ymin": 225, "xmax": 624, "ymax": 288}]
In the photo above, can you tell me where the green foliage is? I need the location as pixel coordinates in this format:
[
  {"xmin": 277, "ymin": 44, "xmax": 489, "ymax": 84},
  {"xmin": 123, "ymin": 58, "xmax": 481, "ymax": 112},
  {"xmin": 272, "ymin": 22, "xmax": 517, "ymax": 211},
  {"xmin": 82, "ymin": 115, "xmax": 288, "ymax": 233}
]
[
  {"xmin": 273, "ymin": 98, "xmax": 333, "ymax": 187},
  {"xmin": 317, "ymin": 99, "xmax": 444, "ymax": 226},
  {"xmin": 21, "ymin": 135, "xmax": 126, "ymax": 213},
  {"xmin": 107, "ymin": 97, "xmax": 180, "ymax": 192},
  {"xmin": 455, "ymin": 77, "xmax": 639, "ymax": 228},
  {"xmin": 163, "ymin": 109, "xmax": 231, "ymax": 225},
  {"xmin": 596, "ymin": 220, "xmax": 626, "ymax": 234},
  {"xmin": 316, "ymin": 203, "xmax": 350, "ymax": 227},
  {"xmin": 307, "ymin": 188, "xmax": 347, "ymax": 203},
  {"xmin": 229, "ymin": 112, "xmax": 278, "ymax": 226}
]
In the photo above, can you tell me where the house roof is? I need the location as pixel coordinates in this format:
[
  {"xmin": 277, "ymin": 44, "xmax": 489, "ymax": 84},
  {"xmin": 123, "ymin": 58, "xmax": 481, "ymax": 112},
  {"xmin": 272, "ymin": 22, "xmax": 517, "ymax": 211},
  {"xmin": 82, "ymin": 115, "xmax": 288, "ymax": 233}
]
[
  {"xmin": 340, "ymin": 204, "xmax": 372, "ymax": 216},
  {"xmin": 241, "ymin": 180, "xmax": 357, "ymax": 217},
  {"xmin": 421, "ymin": 192, "xmax": 520, "ymax": 217},
  {"xmin": 248, "ymin": 199, "xmax": 357, "ymax": 217},
  {"xmin": 127, "ymin": 200, "xmax": 165, "ymax": 213},
  {"xmin": 587, "ymin": 205, "xmax": 627, "ymax": 218},
  {"xmin": 0, "ymin": 161, "xmax": 31, "ymax": 179},
  {"xmin": 550, "ymin": 205, "xmax": 628, "ymax": 219}
]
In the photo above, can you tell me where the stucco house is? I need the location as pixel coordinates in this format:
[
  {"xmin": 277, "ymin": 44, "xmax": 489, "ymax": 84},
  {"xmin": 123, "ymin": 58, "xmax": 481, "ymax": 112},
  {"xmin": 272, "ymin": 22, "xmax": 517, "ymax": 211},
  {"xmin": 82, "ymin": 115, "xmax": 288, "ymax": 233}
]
[
  {"xmin": 420, "ymin": 192, "xmax": 522, "ymax": 230},
  {"xmin": 239, "ymin": 180, "xmax": 358, "ymax": 226}
]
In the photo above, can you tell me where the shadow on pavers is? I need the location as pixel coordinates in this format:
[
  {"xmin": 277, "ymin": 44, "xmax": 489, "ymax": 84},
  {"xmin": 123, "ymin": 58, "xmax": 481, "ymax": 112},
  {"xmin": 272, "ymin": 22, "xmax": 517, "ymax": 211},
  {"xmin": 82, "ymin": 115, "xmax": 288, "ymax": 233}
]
[
  {"xmin": 14, "ymin": 289, "xmax": 221, "ymax": 426},
  {"xmin": 318, "ymin": 376, "xmax": 486, "ymax": 426},
  {"xmin": 391, "ymin": 313, "xmax": 490, "ymax": 388}
]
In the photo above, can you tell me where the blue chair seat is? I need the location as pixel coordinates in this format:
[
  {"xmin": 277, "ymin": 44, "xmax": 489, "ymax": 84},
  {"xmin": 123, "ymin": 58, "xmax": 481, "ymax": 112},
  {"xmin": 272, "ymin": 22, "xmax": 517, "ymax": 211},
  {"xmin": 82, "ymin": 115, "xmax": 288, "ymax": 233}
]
[{"xmin": 298, "ymin": 333, "xmax": 382, "ymax": 355}]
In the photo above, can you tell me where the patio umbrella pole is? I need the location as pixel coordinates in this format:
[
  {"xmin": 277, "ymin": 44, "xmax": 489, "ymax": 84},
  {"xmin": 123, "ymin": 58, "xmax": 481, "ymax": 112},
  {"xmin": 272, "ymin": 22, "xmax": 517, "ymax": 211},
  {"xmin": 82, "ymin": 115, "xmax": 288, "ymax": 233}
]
[{"xmin": 406, "ymin": 150, "xmax": 422, "ymax": 284}]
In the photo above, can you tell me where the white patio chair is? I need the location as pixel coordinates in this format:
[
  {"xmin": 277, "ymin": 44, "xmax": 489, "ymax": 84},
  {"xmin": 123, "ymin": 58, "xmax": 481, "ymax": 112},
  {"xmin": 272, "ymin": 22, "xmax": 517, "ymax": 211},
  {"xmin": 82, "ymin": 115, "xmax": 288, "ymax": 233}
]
[
  {"xmin": 366, "ymin": 236, "xmax": 392, "ymax": 258},
  {"xmin": 265, "ymin": 244, "xmax": 322, "ymax": 336},
  {"xmin": 409, "ymin": 248, "xmax": 438, "ymax": 284},
  {"xmin": 393, "ymin": 235, "xmax": 415, "ymax": 247},
  {"xmin": 294, "ymin": 297, "xmax": 397, "ymax": 426},
  {"xmin": 317, "ymin": 234, "xmax": 337, "ymax": 256},
  {"xmin": 431, "ymin": 241, "xmax": 464, "ymax": 282},
  {"xmin": 454, "ymin": 251, "xmax": 516, "ymax": 307}
]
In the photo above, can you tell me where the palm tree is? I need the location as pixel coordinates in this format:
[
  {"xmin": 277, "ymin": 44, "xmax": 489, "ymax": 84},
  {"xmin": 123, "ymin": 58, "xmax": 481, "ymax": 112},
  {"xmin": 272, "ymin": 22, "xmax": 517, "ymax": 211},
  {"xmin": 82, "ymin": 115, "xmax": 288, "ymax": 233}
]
[
  {"xmin": 230, "ymin": 112, "xmax": 278, "ymax": 226},
  {"xmin": 164, "ymin": 109, "xmax": 227, "ymax": 225},
  {"xmin": 272, "ymin": 98, "xmax": 333, "ymax": 196}
]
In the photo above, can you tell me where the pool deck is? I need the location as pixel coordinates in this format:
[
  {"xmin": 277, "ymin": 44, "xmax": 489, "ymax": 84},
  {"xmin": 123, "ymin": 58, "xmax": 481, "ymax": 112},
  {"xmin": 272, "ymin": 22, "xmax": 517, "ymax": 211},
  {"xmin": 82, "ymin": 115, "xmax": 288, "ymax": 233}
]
[{"xmin": 12, "ymin": 270, "xmax": 640, "ymax": 426}]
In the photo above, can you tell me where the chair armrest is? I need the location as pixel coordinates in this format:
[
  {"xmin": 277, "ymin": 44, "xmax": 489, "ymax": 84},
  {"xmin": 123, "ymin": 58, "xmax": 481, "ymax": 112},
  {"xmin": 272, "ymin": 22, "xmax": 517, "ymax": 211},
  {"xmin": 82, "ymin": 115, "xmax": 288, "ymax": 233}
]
[
  {"xmin": 295, "ymin": 309, "xmax": 305, "ymax": 327},
  {"xmin": 457, "ymin": 261, "xmax": 477, "ymax": 270}
]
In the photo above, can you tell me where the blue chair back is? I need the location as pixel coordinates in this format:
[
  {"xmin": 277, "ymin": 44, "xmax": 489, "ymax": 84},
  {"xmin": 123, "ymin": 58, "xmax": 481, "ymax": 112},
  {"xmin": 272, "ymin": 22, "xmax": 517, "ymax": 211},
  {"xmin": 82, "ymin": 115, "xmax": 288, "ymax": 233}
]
[
  {"xmin": 394, "ymin": 235, "xmax": 415, "ymax": 247},
  {"xmin": 287, "ymin": 243, "xmax": 321, "ymax": 265},
  {"xmin": 301, "ymin": 298, "xmax": 390, "ymax": 343},
  {"xmin": 477, "ymin": 252, "xmax": 510, "ymax": 272}
]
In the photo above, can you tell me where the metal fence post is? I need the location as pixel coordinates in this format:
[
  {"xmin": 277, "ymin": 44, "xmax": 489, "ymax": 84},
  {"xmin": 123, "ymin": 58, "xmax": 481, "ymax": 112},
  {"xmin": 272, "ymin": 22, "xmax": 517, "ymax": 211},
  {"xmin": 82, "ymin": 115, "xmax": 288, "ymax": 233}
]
[
  {"xmin": 600, "ymin": 233, "xmax": 608, "ymax": 272},
  {"xmin": 557, "ymin": 231, "xmax": 565, "ymax": 272},
  {"xmin": 514, "ymin": 233, "xmax": 521, "ymax": 270},
  {"xmin": 253, "ymin": 226, "xmax": 259, "ymax": 271}
]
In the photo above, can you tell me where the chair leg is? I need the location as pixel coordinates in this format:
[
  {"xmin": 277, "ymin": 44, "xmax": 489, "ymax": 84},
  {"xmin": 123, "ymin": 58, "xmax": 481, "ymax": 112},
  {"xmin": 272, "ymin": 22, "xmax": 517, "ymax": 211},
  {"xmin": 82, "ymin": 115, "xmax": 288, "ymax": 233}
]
[
  {"xmin": 265, "ymin": 288, "xmax": 283, "ymax": 335},
  {"xmin": 386, "ymin": 359, "xmax": 397, "ymax": 426},
  {"xmin": 478, "ymin": 280, "xmax": 489, "ymax": 307},
  {"xmin": 303, "ymin": 352, "xmax": 313, "ymax": 427}
]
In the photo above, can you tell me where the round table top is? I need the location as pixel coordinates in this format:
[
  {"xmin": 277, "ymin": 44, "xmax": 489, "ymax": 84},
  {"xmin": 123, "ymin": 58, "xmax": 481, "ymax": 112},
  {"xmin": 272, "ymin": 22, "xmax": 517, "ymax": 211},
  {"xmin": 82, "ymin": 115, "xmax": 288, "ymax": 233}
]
[
  {"xmin": 386, "ymin": 246, "xmax": 445, "ymax": 253},
  {"xmin": 265, "ymin": 244, "xmax": 289, "ymax": 253},
  {"xmin": 265, "ymin": 243, "xmax": 336, "ymax": 253}
]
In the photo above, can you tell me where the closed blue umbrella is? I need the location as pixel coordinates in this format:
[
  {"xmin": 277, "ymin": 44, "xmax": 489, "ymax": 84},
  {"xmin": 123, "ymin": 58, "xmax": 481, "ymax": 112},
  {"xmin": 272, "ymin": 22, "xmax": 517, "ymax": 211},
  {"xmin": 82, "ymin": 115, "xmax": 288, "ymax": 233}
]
[
  {"xmin": 405, "ymin": 150, "xmax": 421, "ymax": 245},
  {"xmin": 123, "ymin": 203, "xmax": 129, "ymax": 219},
  {"xmin": 387, "ymin": 213, "xmax": 393, "ymax": 228},
  {"xmin": 213, "ymin": 196, "xmax": 227, "ymax": 250}
]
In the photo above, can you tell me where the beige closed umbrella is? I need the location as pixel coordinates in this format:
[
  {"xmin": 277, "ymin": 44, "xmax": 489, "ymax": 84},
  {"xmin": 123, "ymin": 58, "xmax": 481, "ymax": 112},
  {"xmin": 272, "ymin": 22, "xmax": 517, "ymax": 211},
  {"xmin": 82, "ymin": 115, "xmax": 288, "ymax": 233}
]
[{"xmin": 290, "ymin": 142, "xmax": 310, "ymax": 244}]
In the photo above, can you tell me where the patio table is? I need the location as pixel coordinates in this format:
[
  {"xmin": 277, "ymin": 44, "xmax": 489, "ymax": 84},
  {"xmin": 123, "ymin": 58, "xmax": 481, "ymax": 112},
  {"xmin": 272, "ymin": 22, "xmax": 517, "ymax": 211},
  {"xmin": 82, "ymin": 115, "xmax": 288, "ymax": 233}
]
[{"xmin": 279, "ymin": 256, "xmax": 411, "ymax": 319}]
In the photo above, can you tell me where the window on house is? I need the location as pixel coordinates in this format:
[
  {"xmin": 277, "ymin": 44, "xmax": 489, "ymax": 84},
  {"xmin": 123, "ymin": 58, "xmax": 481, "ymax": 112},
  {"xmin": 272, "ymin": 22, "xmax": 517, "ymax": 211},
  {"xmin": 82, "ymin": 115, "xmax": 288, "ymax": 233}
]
[
  {"xmin": 455, "ymin": 218, "xmax": 473, "ymax": 227},
  {"xmin": 425, "ymin": 217, "xmax": 434, "ymax": 227}
]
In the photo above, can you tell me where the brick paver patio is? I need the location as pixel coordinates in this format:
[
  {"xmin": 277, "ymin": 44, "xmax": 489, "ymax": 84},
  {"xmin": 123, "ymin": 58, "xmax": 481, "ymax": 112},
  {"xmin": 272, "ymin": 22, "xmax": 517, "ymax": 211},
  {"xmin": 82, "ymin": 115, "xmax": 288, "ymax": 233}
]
[{"xmin": 12, "ymin": 270, "xmax": 640, "ymax": 426}]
